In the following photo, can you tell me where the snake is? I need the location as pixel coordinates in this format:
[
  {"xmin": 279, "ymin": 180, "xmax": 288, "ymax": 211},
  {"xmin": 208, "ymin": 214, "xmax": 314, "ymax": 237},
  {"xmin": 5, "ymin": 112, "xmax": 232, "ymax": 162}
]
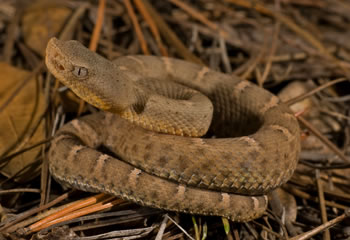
[{"xmin": 46, "ymin": 37, "xmax": 300, "ymax": 222}]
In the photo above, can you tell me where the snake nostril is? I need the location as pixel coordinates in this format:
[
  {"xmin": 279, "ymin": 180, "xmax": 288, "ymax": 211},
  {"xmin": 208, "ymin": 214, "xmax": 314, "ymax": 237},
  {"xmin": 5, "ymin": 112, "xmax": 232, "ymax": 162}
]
[{"xmin": 58, "ymin": 64, "xmax": 65, "ymax": 71}]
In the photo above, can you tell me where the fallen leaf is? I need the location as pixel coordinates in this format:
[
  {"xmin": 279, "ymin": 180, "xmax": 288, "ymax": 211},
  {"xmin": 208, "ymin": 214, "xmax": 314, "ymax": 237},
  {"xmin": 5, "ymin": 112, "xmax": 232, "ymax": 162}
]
[{"xmin": 0, "ymin": 62, "xmax": 45, "ymax": 182}]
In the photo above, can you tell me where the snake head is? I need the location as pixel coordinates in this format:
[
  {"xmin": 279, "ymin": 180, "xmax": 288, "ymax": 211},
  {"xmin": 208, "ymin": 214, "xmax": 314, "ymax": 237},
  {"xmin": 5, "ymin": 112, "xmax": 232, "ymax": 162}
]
[{"xmin": 46, "ymin": 38, "xmax": 137, "ymax": 112}]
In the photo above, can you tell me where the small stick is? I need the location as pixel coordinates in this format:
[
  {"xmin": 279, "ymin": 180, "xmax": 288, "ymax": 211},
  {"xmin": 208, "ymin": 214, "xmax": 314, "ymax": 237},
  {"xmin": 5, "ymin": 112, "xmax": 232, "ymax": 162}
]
[
  {"xmin": 0, "ymin": 190, "xmax": 73, "ymax": 233},
  {"xmin": 89, "ymin": 0, "xmax": 106, "ymax": 52},
  {"xmin": 284, "ymin": 77, "xmax": 347, "ymax": 106},
  {"xmin": 225, "ymin": 0, "xmax": 349, "ymax": 76},
  {"xmin": 289, "ymin": 209, "xmax": 350, "ymax": 240},
  {"xmin": 298, "ymin": 115, "xmax": 349, "ymax": 163},
  {"xmin": 168, "ymin": 0, "xmax": 228, "ymax": 38},
  {"xmin": 29, "ymin": 195, "xmax": 123, "ymax": 233},
  {"xmin": 123, "ymin": 0, "xmax": 150, "ymax": 55},
  {"xmin": 259, "ymin": 22, "xmax": 280, "ymax": 86},
  {"xmin": 142, "ymin": 0, "xmax": 204, "ymax": 65},
  {"xmin": 315, "ymin": 170, "xmax": 331, "ymax": 240},
  {"xmin": 134, "ymin": 0, "xmax": 168, "ymax": 56}
]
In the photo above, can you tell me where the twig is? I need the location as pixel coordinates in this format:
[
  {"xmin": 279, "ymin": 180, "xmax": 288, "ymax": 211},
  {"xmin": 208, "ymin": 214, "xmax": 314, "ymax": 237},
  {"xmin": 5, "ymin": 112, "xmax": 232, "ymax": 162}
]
[
  {"xmin": 0, "ymin": 188, "xmax": 41, "ymax": 194},
  {"xmin": 219, "ymin": 37, "xmax": 232, "ymax": 73},
  {"xmin": 167, "ymin": 215, "xmax": 195, "ymax": 240},
  {"xmin": 155, "ymin": 214, "xmax": 169, "ymax": 240},
  {"xmin": 0, "ymin": 190, "xmax": 73, "ymax": 233},
  {"xmin": 289, "ymin": 209, "xmax": 350, "ymax": 240},
  {"xmin": 123, "ymin": 0, "xmax": 150, "ymax": 55},
  {"xmin": 168, "ymin": 0, "xmax": 228, "ymax": 38},
  {"xmin": 142, "ymin": 0, "xmax": 204, "ymax": 65},
  {"xmin": 89, "ymin": 0, "xmax": 106, "ymax": 51},
  {"xmin": 28, "ymin": 194, "xmax": 121, "ymax": 233},
  {"xmin": 315, "ymin": 170, "xmax": 331, "ymax": 240},
  {"xmin": 0, "ymin": 138, "xmax": 52, "ymax": 163},
  {"xmin": 285, "ymin": 78, "xmax": 347, "ymax": 106},
  {"xmin": 59, "ymin": 2, "xmax": 90, "ymax": 41},
  {"xmin": 29, "ymin": 198, "xmax": 123, "ymax": 233},
  {"xmin": 298, "ymin": 115, "xmax": 349, "ymax": 163},
  {"xmin": 284, "ymin": 184, "xmax": 349, "ymax": 210},
  {"xmin": 259, "ymin": 22, "xmax": 280, "ymax": 86},
  {"xmin": 134, "ymin": 0, "xmax": 168, "ymax": 56},
  {"xmin": 225, "ymin": 0, "xmax": 350, "ymax": 76},
  {"xmin": 225, "ymin": 0, "xmax": 327, "ymax": 54}
]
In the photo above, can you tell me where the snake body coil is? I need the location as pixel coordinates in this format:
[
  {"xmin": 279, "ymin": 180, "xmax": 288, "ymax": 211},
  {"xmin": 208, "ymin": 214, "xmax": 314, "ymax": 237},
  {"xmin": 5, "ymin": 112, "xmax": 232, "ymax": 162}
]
[{"xmin": 46, "ymin": 38, "xmax": 300, "ymax": 221}]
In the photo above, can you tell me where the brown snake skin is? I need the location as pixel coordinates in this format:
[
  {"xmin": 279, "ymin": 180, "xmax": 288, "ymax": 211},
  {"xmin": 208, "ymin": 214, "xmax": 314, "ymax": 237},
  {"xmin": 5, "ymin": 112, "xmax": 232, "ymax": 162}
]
[{"xmin": 46, "ymin": 38, "xmax": 301, "ymax": 221}]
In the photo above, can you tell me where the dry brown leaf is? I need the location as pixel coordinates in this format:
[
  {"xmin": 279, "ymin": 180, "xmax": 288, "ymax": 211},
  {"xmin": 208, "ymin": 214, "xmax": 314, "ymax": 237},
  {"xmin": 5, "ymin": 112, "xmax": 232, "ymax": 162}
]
[
  {"xmin": 22, "ymin": 0, "xmax": 71, "ymax": 56},
  {"xmin": 0, "ymin": 62, "xmax": 45, "ymax": 182}
]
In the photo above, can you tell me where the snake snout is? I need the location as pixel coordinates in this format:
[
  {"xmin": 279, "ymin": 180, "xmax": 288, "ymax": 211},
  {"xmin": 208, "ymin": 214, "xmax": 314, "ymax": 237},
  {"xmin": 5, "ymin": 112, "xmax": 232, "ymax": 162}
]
[{"xmin": 47, "ymin": 38, "xmax": 72, "ymax": 73}]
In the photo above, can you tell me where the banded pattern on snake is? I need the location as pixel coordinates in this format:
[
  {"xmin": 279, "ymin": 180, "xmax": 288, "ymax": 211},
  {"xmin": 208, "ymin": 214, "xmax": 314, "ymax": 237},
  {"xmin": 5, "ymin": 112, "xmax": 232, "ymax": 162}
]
[{"xmin": 46, "ymin": 38, "xmax": 300, "ymax": 221}]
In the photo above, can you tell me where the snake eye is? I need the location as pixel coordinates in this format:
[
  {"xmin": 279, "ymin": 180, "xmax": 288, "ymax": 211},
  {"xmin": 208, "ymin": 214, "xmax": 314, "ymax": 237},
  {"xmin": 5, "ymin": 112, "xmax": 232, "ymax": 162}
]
[{"xmin": 72, "ymin": 66, "xmax": 88, "ymax": 78}]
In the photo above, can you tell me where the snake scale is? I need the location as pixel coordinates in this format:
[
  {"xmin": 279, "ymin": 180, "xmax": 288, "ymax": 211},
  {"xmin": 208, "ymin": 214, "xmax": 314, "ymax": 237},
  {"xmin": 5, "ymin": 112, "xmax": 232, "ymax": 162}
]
[{"xmin": 46, "ymin": 38, "xmax": 300, "ymax": 222}]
